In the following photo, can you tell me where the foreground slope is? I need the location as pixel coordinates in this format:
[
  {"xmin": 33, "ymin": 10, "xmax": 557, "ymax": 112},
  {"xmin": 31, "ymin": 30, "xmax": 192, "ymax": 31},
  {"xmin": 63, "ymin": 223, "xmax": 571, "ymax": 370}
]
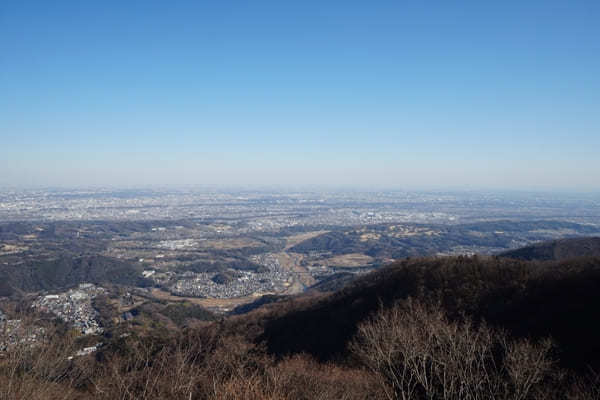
[
  {"xmin": 4, "ymin": 240, "xmax": 600, "ymax": 399},
  {"xmin": 234, "ymin": 254, "xmax": 600, "ymax": 371}
]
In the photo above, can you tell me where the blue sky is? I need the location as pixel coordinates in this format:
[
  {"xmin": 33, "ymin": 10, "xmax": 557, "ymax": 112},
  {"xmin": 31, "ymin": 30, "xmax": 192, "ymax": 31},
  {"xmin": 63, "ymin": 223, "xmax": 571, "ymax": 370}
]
[{"xmin": 1, "ymin": 1, "xmax": 599, "ymax": 189}]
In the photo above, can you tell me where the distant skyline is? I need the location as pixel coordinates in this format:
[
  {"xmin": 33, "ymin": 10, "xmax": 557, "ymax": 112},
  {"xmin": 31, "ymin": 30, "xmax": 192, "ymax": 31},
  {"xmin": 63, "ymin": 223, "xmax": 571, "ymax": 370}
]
[{"xmin": 1, "ymin": 1, "xmax": 599, "ymax": 190}]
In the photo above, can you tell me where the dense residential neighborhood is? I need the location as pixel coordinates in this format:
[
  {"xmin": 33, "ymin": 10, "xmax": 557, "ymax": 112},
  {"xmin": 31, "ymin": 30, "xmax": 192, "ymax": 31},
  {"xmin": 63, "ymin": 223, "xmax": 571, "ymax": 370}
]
[{"xmin": 32, "ymin": 283, "xmax": 105, "ymax": 335}]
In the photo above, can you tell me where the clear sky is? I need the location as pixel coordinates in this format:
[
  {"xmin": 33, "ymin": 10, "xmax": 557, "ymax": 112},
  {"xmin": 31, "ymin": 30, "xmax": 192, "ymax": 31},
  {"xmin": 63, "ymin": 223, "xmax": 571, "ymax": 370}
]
[{"xmin": 1, "ymin": 1, "xmax": 599, "ymax": 190}]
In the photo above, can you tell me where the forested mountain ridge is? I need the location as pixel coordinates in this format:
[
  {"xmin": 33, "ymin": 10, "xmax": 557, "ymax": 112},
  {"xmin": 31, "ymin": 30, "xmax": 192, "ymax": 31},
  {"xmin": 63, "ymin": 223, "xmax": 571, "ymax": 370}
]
[
  {"xmin": 0, "ymin": 255, "xmax": 152, "ymax": 296},
  {"xmin": 227, "ymin": 252, "xmax": 600, "ymax": 372},
  {"xmin": 499, "ymin": 236, "xmax": 600, "ymax": 260}
]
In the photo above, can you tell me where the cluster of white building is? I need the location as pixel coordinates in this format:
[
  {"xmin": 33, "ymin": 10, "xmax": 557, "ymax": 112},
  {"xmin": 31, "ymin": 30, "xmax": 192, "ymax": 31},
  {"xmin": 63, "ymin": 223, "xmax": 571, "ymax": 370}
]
[{"xmin": 32, "ymin": 283, "xmax": 106, "ymax": 335}]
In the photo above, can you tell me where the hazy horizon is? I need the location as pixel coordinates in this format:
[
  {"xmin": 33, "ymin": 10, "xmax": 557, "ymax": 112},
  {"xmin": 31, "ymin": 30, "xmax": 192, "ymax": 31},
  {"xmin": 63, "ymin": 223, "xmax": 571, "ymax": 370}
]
[
  {"xmin": 2, "ymin": 183, "xmax": 600, "ymax": 198},
  {"xmin": 2, "ymin": 1, "xmax": 599, "ymax": 190}
]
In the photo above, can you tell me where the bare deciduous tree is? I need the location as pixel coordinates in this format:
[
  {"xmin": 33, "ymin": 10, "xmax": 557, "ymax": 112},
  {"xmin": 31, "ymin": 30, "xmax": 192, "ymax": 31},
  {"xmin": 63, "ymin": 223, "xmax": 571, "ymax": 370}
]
[{"xmin": 350, "ymin": 298, "xmax": 556, "ymax": 400}]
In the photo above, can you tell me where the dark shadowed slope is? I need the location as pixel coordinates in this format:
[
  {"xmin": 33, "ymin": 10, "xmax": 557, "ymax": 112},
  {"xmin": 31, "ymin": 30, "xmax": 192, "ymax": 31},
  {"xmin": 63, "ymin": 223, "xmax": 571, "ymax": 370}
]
[
  {"xmin": 243, "ymin": 254, "xmax": 600, "ymax": 372},
  {"xmin": 500, "ymin": 237, "xmax": 600, "ymax": 261}
]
